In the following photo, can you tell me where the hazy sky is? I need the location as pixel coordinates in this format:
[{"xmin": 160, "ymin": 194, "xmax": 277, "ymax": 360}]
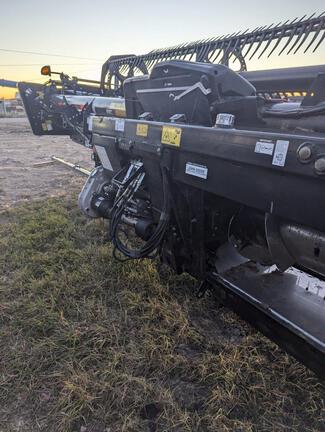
[{"xmin": 1, "ymin": 0, "xmax": 325, "ymax": 98}]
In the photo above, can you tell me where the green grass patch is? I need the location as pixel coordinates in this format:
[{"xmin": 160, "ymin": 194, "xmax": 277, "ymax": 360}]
[{"xmin": 0, "ymin": 198, "xmax": 324, "ymax": 431}]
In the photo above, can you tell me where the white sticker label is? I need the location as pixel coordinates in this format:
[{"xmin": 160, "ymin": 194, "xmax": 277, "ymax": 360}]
[
  {"xmin": 216, "ymin": 113, "xmax": 235, "ymax": 127},
  {"xmin": 115, "ymin": 118, "xmax": 125, "ymax": 132},
  {"xmin": 272, "ymin": 140, "xmax": 289, "ymax": 167},
  {"xmin": 87, "ymin": 116, "xmax": 93, "ymax": 131},
  {"xmin": 95, "ymin": 145, "xmax": 113, "ymax": 171},
  {"xmin": 185, "ymin": 162, "xmax": 208, "ymax": 179},
  {"xmin": 255, "ymin": 141, "xmax": 274, "ymax": 155},
  {"xmin": 46, "ymin": 122, "xmax": 53, "ymax": 131}
]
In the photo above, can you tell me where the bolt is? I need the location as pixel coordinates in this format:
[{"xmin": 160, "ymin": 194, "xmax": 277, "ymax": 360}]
[
  {"xmin": 298, "ymin": 145, "xmax": 312, "ymax": 162},
  {"xmin": 315, "ymin": 157, "xmax": 325, "ymax": 174}
]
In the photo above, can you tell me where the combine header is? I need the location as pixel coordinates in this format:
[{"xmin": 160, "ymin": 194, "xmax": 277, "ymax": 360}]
[
  {"xmin": 19, "ymin": 13, "xmax": 325, "ymax": 378},
  {"xmin": 0, "ymin": 79, "xmax": 18, "ymax": 89}
]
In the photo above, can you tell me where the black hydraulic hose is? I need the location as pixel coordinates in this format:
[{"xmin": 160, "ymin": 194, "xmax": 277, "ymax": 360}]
[
  {"xmin": 110, "ymin": 166, "xmax": 171, "ymax": 260},
  {"xmin": 263, "ymin": 102, "xmax": 325, "ymax": 118}
]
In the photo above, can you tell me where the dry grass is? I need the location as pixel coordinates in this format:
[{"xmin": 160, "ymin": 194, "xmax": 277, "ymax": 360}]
[{"xmin": 0, "ymin": 197, "xmax": 324, "ymax": 432}]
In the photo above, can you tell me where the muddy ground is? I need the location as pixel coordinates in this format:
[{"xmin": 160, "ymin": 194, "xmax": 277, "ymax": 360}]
[{"xmin": 0, "ymin": 117, "xmax": 93, "ymax": 211}]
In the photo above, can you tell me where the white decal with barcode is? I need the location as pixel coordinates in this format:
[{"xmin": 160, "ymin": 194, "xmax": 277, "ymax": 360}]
[
  {"xmin": 255, "ymin": 141, "xmax": 274, "ymax": 155},
  {"xmin": 95, "ymin": 146, "xmax": 113, "ymax": 171},
  {"xmin": 115, "ymin": 118, "xmax": 125, "ymax": 132},
  {"xmin": 185, "ymin": 162, "xmax": 208, "ymax": 179},
  {"xmin": 272, "ymin": 140, "xmax": 289, "ymax": 167}
]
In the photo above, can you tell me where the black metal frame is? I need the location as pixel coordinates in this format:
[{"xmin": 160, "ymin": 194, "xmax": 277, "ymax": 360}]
[
  {"xmin": 90, "ymin": 115, "xmax": 325, "ymax": 378},
  {"xmin": 92, "ymin": 117, "xmax": 325, "ymax": 232}
]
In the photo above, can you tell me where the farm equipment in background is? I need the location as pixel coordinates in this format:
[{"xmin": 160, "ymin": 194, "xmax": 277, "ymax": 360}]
[
  {"xmin": 19, "ymin": 13, "xmax": 325, "ymax": 378},
  {"xmin": 0, "ymin": 79, "xmax": 17, "ymax": 89},
  {"xmin": 0, "ymin": 80, "xmax": 25, "ymax": 116}
]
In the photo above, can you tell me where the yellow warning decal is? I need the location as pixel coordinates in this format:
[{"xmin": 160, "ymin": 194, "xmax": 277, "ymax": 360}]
[
  {"xmin": 161, "ymin": 126, "xmax": 182, "ymax": 147},
  {"xmin": 136, "ymin": 123, "xmax": 149, "ymax": 137}
]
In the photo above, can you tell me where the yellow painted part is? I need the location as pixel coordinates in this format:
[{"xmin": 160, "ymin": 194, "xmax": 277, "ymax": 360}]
[{"xmin": 110, "ymin": 102, "xmax": 125, "ymax": 111}]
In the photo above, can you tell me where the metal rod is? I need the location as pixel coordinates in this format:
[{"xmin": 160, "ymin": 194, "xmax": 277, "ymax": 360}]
[{"xmin": 51, "ymin": 156, "xmax": 91, "ymax": 176}]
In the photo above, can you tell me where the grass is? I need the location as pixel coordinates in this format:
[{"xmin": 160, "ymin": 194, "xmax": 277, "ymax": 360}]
[{"xmin": 0, "ymin": 197, "xmax": 324, "ymax": 432}]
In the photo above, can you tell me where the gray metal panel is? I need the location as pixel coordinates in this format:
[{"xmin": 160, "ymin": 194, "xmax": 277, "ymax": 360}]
[{"xmin": 216, "ymin": 265, "xmax": 325, "ymax": 351}]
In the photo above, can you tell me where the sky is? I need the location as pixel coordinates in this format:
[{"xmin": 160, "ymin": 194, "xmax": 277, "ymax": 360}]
[{"xmin": 1, "ymin": 0, "xmax": 325, "ymax": 98}]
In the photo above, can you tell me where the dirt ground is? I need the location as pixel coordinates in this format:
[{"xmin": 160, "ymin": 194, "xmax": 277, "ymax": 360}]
[{"xmin": 0, "ymin": 117, "xmax": 93, "ymax": 211}]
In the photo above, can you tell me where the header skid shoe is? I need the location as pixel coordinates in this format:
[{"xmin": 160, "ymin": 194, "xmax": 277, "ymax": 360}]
[{"xmin": 209, "ymin": 264, "xmax": 325, "ymax": 379}]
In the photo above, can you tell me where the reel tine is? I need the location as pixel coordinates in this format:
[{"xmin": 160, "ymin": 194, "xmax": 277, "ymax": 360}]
[
  {"xmin": 240, "ymin": 33, "xmax": 256, "ymax": 59},
  {"xmin": 208, "ymin": 36, "xmax": 221, "ymax": 53},
  {"xmin": 230, "ymin": 30, "xmax": 244, "ymax": 46},
  {"xmin": 249, "ymin": 24, "xmax": 274, "ymax": 60},
  {"xmin": 278, "ymin": 25, "xmax": 299, "ymax": 55},
  {"xmin": 229, "ymin": 29, "xmax": 250, "ymax": 59},
  {"xmin": 258, "ymin": 32, "xmax": 276, "ymax": 58},
  {"xmin": 203, "ymin": 38, "xmax": 216, "ymax": 61},
  {"xmin": 212, "ymin": 48, "xmax": 224, "ymax": 64},
  {"xmin": 212, "ymin": 36, "xmax": 228, "ymax": 59},
  {"xmin": 231, "ymin": 29, "xmax": 250, "ymax": 55},
  {"xmin": 146, "ymin": 58, "xmax": 155, "ymax": 69},
  {"xmin": 287, "ymin": 23, "xmax": 310, "ymax": 54},
  {"xmin": 189, "ymin": 52, "xmax": 196, "ymax": 61},
  {"xmin": 303, "ymin": 13, "xmax": 325, "ymax": 52},
  {"xmin": 196, "ymin": 43, "xmax": 206, "ymax": 61},
  {"xmin": 220, "ymin": 32, "xmax": 240, "ymax": 59},
  {"xmin": 222, "ymin": 39, "xmax": 234, "ymax": 59},
  {"xmin": 287, "ymin": 14, "xmax": 317, "ymax": 54},
  {"xmin": 181, "ymin": 46, "xmax": 190, "ymax": 60},
  {"xmin": 297, "ymin": 14, "xmax": 308, "ymax": 23},
  {"xmin": 219, "ymin": 34, "xmax": 235, "ymax": 54},
  {"xmin": 150, "ymin": 55, "xmax": 159, "ymax": 67},
  {"xmin": 208, "ymin": 46, "xmax": 221, "ymax": 63},
  {"xmin": 313, "ymin": 29, "xmax": 325, "ymax": 52},
  {"xmin": 243, "ymin": 25, "xmax": 268, "ymax": 58},
  {"xmin": 299, "ymin": 14, "xmax": 325, "ymax": 54},
  {"xmin": 258, "ymin": 22, "xmax": 283, "ymax": 59},
  {"xmin": 293, "ymin": 22, "xmax": 315, "ymax": 54},
  {"xmin": 267, "ymin": 20, "xmax": 290, "ymax": 57},
  {"xmin": 289, "ymin": 16, "xmax": 298, "ymax": 24},
  {"xmin": 278, "ymin": 14, "xmax": 314, "ymax": 55}
]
